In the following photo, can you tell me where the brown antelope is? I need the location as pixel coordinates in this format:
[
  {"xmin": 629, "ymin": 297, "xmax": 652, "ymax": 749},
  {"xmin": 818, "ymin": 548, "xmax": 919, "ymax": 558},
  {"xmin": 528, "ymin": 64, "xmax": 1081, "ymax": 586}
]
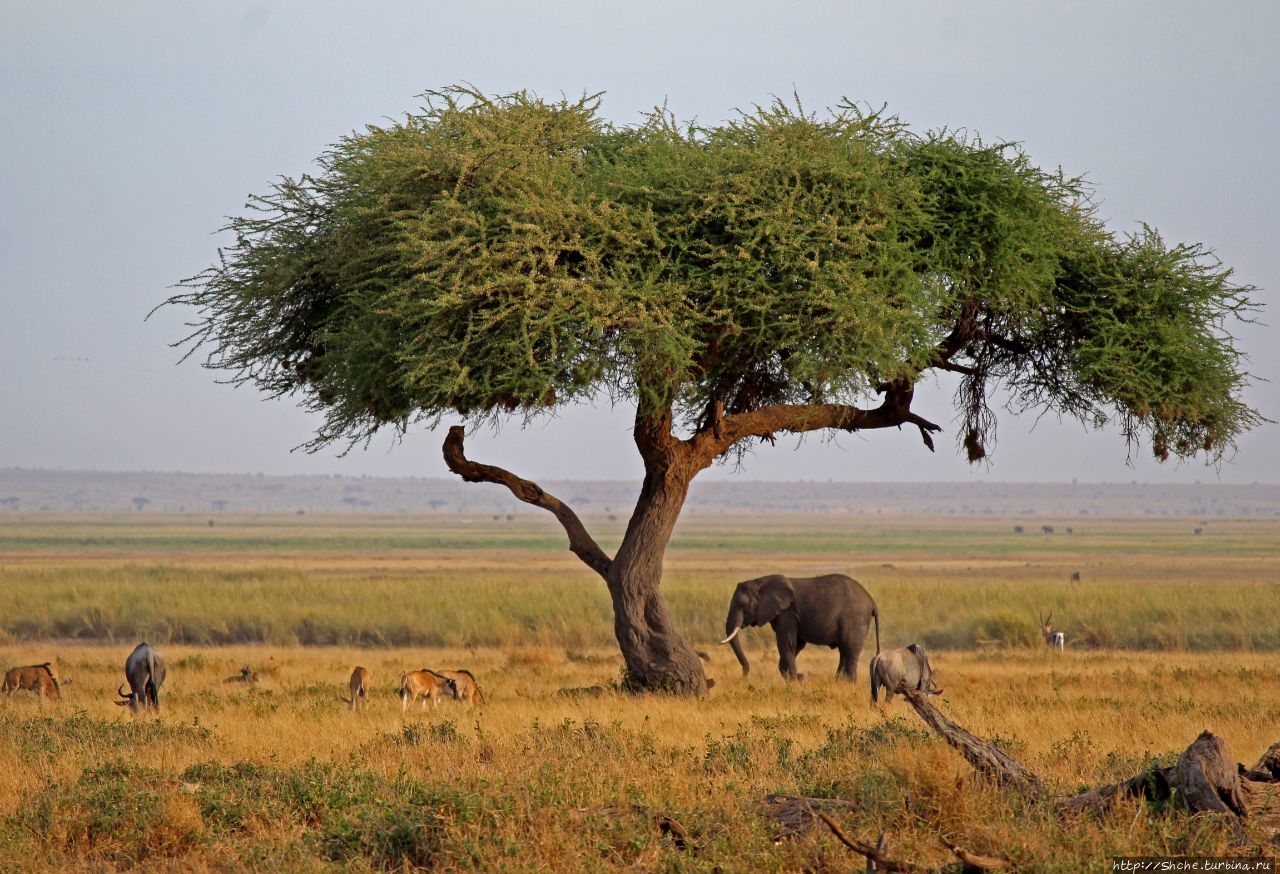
[
  {"xmin": 348, "ymin": 666, "xmax": 371, "ymax": 709},
  {"xmin": 2, "ymin": 663, "xmax": 61, "ymax": 701},
  {"xmin": 435, "ymin": 669, "xmax": 484, "ymax": 706},
  {"xmin": 1040, "ymin": 612, "xmax": 1065, "ymax": 652},
  {"xmin": 399, "ymin": 670, "xmax": 458, "ymax": 711}
]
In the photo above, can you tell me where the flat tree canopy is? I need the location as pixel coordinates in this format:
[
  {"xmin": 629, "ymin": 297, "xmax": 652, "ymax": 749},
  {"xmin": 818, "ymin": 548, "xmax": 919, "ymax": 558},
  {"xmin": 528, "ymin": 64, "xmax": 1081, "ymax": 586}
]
[{"xmin": 165, "ymin": 87, "xmax": 1262, "ymax": 694}]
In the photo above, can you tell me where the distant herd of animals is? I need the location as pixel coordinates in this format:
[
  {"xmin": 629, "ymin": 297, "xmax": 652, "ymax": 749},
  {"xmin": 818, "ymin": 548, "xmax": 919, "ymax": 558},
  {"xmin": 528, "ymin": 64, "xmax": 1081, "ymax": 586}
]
[
  {"xmin": 1, "ymin": 642, "xmax": 488, "ymax": 713},
  {"xmin": 3, "ymin": 573, "xmax": 1069, "ymax": 711}
]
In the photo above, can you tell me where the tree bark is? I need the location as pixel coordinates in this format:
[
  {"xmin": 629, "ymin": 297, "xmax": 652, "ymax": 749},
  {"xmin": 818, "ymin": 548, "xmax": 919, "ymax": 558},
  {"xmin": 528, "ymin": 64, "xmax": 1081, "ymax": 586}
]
[
  {"xmin": 608, "ymin": 407, "xmax": 709, "ymax": 695},
  {"xmin": 442, "ymin": 424, "xmax": 708, "ymax": 695}
]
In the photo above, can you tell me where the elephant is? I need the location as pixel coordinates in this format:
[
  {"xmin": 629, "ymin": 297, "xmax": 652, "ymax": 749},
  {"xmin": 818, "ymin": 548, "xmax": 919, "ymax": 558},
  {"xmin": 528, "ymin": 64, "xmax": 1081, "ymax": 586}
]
[
  {"xmin": 720, "ymin": 573, "xmax": 879, "ymax": 682},
  {"xmin": 870, "ymin": 643, "xmax": 941, "ymax": 704}
]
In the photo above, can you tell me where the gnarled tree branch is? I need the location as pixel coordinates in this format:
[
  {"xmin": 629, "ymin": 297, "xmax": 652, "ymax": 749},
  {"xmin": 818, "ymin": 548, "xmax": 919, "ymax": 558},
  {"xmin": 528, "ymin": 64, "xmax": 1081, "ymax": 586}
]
[
  {"xmin": 692, "ymin": 390, "xmax": 943, "ymax": 462},
  {"xmin": 442, "ymin": 426, "xmax": 613, "ymax": 578}
]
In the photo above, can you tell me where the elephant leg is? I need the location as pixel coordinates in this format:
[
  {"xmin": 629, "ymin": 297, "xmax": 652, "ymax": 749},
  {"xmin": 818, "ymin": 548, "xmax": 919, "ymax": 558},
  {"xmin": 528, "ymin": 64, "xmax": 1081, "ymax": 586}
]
[
  {"xmin": 836, "ymin": 644, "xmax": 861, "ymax": 682},
  {"xmin": 775, "ymin": 628, "xmax": 800, "ymax": 680}
]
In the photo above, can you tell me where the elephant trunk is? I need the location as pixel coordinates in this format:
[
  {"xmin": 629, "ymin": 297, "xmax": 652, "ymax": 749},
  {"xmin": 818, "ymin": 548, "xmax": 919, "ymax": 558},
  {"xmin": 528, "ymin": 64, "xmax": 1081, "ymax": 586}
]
[
  {"xmin": 729, "ymin": 634, "xmax": 750, "ymax": 675},
  {"xmin": 723, "ymin": 609, "xmax": 750, "ymax": 675},
  {"xmin": 721, "ymin": 606, "xmax": 751, "ymax": 675}
]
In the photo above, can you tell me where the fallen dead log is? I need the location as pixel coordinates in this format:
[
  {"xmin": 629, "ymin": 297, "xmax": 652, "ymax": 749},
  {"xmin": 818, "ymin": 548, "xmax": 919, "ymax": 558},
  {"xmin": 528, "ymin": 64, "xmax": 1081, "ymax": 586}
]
[
  {"xmin": 1242, "ymin": 741, "xmax": 1280, "ymax": 782},
  {"xmin": 900, "ymin": 690, "xmax": 1280, "ymax": 840},
  {"xmin": 901, "ymin": 689, "xmax": 1044, "ymax": 798},
  {"xmin": 770, "ymin": 694, "xmax": 1278, "ymax": 870}
]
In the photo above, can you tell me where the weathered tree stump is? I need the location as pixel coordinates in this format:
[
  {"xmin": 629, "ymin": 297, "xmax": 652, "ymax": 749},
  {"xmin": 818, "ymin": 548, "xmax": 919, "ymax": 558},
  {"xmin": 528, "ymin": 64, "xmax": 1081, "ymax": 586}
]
[
  {"xmin": 1171, "ymin": 731, "xmax": 1248, "ymax": 817},
  {"xmin": 1243, "ymin": 741, "xmax": 1280, "ymax": 782}
]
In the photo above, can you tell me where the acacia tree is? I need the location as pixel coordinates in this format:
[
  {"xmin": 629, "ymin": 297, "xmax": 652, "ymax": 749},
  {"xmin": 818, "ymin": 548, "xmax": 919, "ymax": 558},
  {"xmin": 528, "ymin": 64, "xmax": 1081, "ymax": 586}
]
[{"xmin": 164, "ymin": 87, "xmax": 1261, "ymax": 695}]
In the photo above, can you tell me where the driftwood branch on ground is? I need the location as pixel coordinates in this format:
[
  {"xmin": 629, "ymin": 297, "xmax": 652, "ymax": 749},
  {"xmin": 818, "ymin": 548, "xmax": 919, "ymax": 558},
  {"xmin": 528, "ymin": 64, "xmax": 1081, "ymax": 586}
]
[
  {"xmin": 902, "ymin": 689, "xmax": 1044, "ymax": 798},
  {"xmin": 900, "ymin": 690, "xmax": 1280, "ymax": 837},
  {"xmin": 767, "ymin": 695, "xmax": 1279, "ymax": 871},
  {"xmin": 813, "ymin": 814, "xmax": 1011, "ymax": 873}
]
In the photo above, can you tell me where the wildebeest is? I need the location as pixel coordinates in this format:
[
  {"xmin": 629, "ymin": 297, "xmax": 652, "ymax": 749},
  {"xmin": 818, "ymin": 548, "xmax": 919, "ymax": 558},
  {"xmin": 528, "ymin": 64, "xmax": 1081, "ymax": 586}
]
[
  {"xmin": 116, "ymin": 642, "xmax": 167, "ymax": 712},
  {"xmin": 2, "ymin": 663, "xmax": 61, "ymax": 701},
  {"xmin": 435, "ymin": 669, "xmax": 484, "ymax": 706},
  {"xmin": 399, "ymin": 669, "xmax": 457, "ymax": 711},
  {"xmin": 870, "ymin": 643, "xmax": 941, "ymax": 704},
  {"xmin": 348, "ymin": 666, "xmax": 371, "ymax": 709}
]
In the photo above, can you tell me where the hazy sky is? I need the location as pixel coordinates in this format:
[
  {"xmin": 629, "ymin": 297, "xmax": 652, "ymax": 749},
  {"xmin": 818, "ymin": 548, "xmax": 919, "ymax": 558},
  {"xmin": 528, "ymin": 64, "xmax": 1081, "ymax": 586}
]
[{"xmin": 2, "ymin": 1, "xmax": 1276, "ymax": 485}]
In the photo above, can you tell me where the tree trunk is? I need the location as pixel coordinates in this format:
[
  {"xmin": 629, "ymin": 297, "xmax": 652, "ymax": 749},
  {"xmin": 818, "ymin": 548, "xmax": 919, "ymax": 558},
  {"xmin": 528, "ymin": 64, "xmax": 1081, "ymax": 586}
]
[
  {"xmin": 606, "ymin": 458, "xmax": 708, "ymax": 696},
  {"xmin": 442, "ymin": 423, "xmax": 708, "ymax": 695}
]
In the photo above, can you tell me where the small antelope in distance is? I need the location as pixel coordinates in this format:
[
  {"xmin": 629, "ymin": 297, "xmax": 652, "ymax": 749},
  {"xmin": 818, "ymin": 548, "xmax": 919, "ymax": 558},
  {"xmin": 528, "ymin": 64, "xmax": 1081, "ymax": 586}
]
[
  {"xmin": 1040, "ymin": 612, "xmax": 1065, "ymax": 652},
  {"xmin": 348, "ymin": 666, "xmax": 371, "ymax": 709}
]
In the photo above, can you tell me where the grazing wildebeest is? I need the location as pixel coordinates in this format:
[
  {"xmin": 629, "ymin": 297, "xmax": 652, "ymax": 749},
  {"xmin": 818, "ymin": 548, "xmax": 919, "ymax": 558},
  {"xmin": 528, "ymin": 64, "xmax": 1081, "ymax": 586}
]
[
  {"xmin": 436, "ymin": 669, "xmax": 484, "ymax": 706},
  {"xmin": 870, "ymin": 643, "xmax": 942, "ymax": 704},
  {"xmin": 2, "ymin": 663, "xmax": 61, "ymax": 701},
  {"xmin": 1040, "ymin": 612, "xmax": 1065, "ymax": 651},
  {"xmin": 399, "ymin": 670, "xmax": 457, "ymax": 711},
  {"xmin": 348, "ymin": 666, "xmax": 371, "ymax": 709},
  {"xmin": 116, "ymin": 642, "xmax": 167, "ymax": 712}
]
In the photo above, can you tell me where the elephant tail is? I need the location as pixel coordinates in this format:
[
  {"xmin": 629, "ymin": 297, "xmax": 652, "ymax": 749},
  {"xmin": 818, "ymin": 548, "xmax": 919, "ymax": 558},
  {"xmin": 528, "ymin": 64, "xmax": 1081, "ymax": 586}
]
[
  {"xmin": 872, "ymin": 605, "xmax": 880, "ymax": 656},
  {"xmin": 869, "ymin": 653, "xmax": 879, "ymax": 704}
]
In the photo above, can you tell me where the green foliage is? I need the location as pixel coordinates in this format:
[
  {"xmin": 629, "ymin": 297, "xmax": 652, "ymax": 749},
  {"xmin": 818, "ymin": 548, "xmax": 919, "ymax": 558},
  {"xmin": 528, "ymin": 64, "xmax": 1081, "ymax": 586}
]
[{"xmin": 166, "ymin": 85, "xmax": 1260, "ymax": 465}]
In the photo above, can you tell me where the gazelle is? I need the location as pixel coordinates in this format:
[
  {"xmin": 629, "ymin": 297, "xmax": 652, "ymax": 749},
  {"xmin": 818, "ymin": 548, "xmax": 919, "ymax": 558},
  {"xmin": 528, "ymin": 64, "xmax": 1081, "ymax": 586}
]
[{"xmin": 1040, "ymin": 612, "xmax": 1065, "ymax": 651}]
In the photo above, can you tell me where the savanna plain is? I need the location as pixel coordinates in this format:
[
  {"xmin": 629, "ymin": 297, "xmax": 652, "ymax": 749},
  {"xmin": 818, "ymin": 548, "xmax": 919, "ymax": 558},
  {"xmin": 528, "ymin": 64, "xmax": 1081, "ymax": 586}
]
[{"xmin": 1, "ymin": 511, "xmax": 1278, "ymax": 872}]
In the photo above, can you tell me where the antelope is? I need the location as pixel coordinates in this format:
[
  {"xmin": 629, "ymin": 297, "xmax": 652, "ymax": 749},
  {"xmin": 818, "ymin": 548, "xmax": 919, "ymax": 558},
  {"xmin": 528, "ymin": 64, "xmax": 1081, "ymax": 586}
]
[
  {"xmin": 399, "ymin": 669, "xmax": 458, "ymax": 711},
  {"xmin": 1040, "ymin": 612, "xmax": 1065, "ymax": 651},
  {"xmin": 2, "ymin": 663, "xmax": 61, "ymax": 701},
  {"xmin": 348, "ymin": 666, "xmax": 371, "ymax": 709},
  {"xmin": 435, "ymin": 669, "xmax": 484, "ymax": 706}
]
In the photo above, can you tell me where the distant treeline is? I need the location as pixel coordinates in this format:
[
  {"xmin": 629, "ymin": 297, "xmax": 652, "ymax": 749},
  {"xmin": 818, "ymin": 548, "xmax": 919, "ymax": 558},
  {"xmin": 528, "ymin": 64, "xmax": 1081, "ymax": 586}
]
[{"xmin": 1, "ymin": 468, "xmax": 1278, "ymax": 517}]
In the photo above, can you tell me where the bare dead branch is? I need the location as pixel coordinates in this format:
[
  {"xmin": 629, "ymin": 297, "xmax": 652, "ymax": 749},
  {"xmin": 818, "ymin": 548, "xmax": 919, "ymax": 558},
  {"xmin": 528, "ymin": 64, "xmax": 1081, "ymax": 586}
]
[
  {"xmin": 940, "ymin": 838, "xmax": 1012, "ymax": 871},
  {"xmin": 814, "ymin": 814, "xmax": 925, "ymax": 873},
  {"xmin": 442, "ymin": 426, "xmax": 612, "ymax": 578},
  {"xmin": 902, "ymin": 690, "xmax": 1045, "ymax": 797}
]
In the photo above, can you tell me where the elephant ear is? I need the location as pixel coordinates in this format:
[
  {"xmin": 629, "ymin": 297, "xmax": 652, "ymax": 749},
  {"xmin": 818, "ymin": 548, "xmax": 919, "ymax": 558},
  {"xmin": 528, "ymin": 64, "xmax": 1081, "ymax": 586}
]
[{"xmin": 755, "ymin": 577, "xmax": 795, "ymax": 623}]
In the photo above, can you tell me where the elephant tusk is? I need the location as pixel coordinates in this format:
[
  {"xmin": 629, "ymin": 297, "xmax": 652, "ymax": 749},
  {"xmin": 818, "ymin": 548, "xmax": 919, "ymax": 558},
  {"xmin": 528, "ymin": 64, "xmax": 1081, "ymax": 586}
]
[{"xmin": 720, "ymin": 626, "xmax": 741, "ymax": 645}]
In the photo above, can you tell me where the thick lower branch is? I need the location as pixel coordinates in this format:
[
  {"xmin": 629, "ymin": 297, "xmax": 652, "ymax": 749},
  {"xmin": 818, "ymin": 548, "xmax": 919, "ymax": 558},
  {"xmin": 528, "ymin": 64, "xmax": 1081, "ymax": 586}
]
[
  {"xmin": 695, "ymin": 396, "xmax": 942, "ymax": 460},
  {"xmin": 442, "ymin": 426, "xmax": 612, "ymax": 578}
]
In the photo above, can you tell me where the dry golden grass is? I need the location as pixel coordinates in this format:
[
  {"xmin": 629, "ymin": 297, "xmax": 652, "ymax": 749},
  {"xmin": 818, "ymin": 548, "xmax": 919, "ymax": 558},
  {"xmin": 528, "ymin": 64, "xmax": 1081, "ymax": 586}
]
[
  {"xmin": 2, "ymin": 642, "xmax": 1278, "ymax": 871},
  {"xmin": 0, "ymin": 512, "xmax": 1277, "ymax": 871}
]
